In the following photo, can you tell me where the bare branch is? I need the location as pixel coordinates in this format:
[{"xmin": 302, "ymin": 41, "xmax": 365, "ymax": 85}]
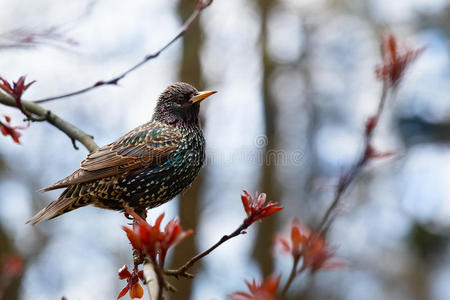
[
  {"xmin": 0, "ymin": 92, "xmax": 98, "ymax": 152},
  {"xmin": 317, "ymin": 33, "xmax": 424, "ymax": 234},
  {"xmin": 165, "ymin": 222, "xmax": 248, "ymax": 278},
  {"xmin": 33, "ymin": 0, "xmax": 214, "ymax": 104},
  {"xmin": 280, "ymin": 256, "xmax": 300, "ymax": 297},
  {"xmin": 317, "ymin": 82, "xmax": 389, "ymax": 234}
]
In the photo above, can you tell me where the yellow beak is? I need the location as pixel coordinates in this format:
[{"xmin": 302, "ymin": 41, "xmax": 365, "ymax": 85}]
[{"xmin": 190, "ymin": 90, "xmax": 217, "ymax": 104}]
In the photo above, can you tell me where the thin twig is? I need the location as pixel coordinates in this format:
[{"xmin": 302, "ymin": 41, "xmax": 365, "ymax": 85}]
[
  {"xmin": 33, "ymin": 0, "xmax": 214, "ymax": 104},
  {"xmin": 317, "ymin": 82, "xmax": 390, "ymax": 234},
  {"xmin": 279, "ymin": 83, "xmax": 390, "ymax": 297},
  {"xmin": 280, "ymin": 256, "xmax": 300, "ymax": 297},
  {"xmin": 165, "ymin": 222, "xmax": 248, "ymax": 278},
  {"xmin": 0, "ymin": 91, "xmax": 98, "ymax": 152}
]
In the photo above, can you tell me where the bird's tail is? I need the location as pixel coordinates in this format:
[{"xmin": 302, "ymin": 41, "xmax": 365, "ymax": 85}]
[{"xmin": 26, "ymin": 187, "xmax": 87, "ymax": 225}]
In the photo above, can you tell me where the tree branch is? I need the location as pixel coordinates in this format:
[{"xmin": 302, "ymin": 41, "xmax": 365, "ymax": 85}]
[
  {"xmin": 143, "ymin": 260, "xmax": 160, "ymax": 300},
  {"xmin": 0, "ymin": 91, "xmax": 98, "ymax": 152},
  {"xmin": 165, "ymin": 222, "xmax": 248, "ymax": 278},
  {"xmin": 317, "ymin": 82, "xmax": 389, "ymax": 234},
  {"xmin": 33, "ymin": 0, "xmax": 214, "ymax": 104},
  {"xmin": 280, "ymin": 256, "xmax": 300, "ymax": 297}
]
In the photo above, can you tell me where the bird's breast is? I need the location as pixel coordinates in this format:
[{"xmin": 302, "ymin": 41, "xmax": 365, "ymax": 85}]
[{"xmin": 121, "ymin": 126, "xmax": 205, "ymax": 209}]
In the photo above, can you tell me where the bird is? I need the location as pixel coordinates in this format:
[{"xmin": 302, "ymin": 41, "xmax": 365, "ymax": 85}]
[{"xmin": 27, "ymin": 82, "xmax": 216, "ymax": 225}]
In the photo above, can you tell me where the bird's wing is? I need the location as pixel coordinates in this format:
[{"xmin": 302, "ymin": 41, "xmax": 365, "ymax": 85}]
[{"xmin": 40, "ymin": 122, "xmax": 181, "ymax": 191}]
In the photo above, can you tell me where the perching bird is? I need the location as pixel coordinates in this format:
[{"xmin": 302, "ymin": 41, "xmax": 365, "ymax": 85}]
[{"xmin": 27, "ymin": 82, "xmax": 216, "ymax": 225}]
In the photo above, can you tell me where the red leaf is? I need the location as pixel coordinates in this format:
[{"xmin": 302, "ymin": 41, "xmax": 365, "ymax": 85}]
[
  {"xmin": 117, "ymin": 286, "xmax": 129, "ymax": 299},
  {"xmin": 117, "ymin": 265, "xmax": 144, "ymax": 299},
  {"xmin": 154, "ymin": 213, "xmax": 165, "ymax": 231},
  {"xmin": 0, "ymin": 123, "xmax": 23, "ymax": 144},
  {"xmin": 275, "ymin": 236, "xmax": 291, "ymax": 252},
  {"xmin": 365, "ymin": 144, "xmax": 396, "ymax": 161},
  {"xmin": 388, "ymin": 35, "xmax": 397, "ymax": 58},
  {"xmin": 291, "ymin": 225, "xmax": 302, "ymax": 245},
  {"xmin": 11, "ymin": 131, "xmax": 21, "ymax": 144},
  {"xmin": 241, "ymin": 190, "xmax": 283, "ymax": 226},
  {"xmin": 0, "ymin": 76, "xmax": 36, "ymax": 119},
  {"xmin": 365, "ymin": 116, "xmax": 378, "ymax": 135},
  {"xmin": 302, "ymin": 235, "xmax": 346, "ymax": 273},
  {"xmin": 15, "ymin": 76, "xmax": 25, "ymax": 95},
  {"xmin": 241, "ymin": 191, "xmax": 251, "ymax": 216},
  {"xmin": 129, "ymin": 282, "xmax": 144, "ymax": 299},
  {"xmin": 118, "ymin": 265, "xmax": 131, "ymax": 280},
  {"xmin": 0, "ymin": 125, "xmax": 8, "ymax": 136},
  {"xmin": 0, "ymin": 78, "xmax": 12, "ymax": 94},
  {"xmin": 375, "ymin": 34, "xmax": 425, "ymax": 87},
  {"xmin": 231, "ymin": 275, "xmax": 280, "ymax": 300},
  {"xmin": 123, "ymin": 210, "xmax": 193, "ymax": 266},
  {"xmin": 275, "ymin": 219, "xmax": 345, "ymax": 272},
  {"xmin": 137, "ymin": 270, "xmax": 144, "ymax": 281},
  {"xmin": 24, "ymin": 80, "xmax": 36, "ymax": 91},
  {"xmin": 122, "ymin": 226, "xmax": 142, "ymax": 251}
]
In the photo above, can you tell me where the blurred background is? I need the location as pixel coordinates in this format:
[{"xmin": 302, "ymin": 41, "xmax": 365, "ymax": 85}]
[{"xmin": 0, "ymin": 0, "xmax": 449, "ymax": 299}]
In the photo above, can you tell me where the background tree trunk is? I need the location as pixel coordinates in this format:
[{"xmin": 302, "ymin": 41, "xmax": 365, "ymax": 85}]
[
  {"xmin": 169, "ymin": 1, "xmax": 205, "ymax": 299},
  {"xmin": 251, "ymin": 0, "xmax": 280, "ymax": 278}
]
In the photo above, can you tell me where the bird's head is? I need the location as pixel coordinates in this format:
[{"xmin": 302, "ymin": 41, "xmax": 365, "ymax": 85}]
[{"xmin": 153, "ymin": 82, "xmax": 216, "ymax": 126}]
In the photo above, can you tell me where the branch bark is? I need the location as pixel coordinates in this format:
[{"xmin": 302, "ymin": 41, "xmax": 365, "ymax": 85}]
[
  {"xmin": 0, "ymin": 92, "xmax": 99, "ymax": 152},
  {"xmin": 165, "ymin": 223, "xmax": 248, "ymax": 278},
  {"xmin": 143, "ymin": 261, "xmax": 160, "ymax": 300}
]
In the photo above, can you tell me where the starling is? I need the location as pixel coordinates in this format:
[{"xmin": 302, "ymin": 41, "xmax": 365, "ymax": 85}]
[{"xmin": 27, "ymin": 82, "xmax": 216, "ymax": 225}]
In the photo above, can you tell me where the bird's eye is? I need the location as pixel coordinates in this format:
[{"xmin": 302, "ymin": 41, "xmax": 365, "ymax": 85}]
[{"xmin": 183, "ymin": 92, "xmax": 196, "ymax": 104}]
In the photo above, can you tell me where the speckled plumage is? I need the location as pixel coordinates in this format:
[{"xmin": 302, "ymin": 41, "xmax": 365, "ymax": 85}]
[{"xmin": 27, "ymin": 82, "xmax": 214, "ymax": 225}]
